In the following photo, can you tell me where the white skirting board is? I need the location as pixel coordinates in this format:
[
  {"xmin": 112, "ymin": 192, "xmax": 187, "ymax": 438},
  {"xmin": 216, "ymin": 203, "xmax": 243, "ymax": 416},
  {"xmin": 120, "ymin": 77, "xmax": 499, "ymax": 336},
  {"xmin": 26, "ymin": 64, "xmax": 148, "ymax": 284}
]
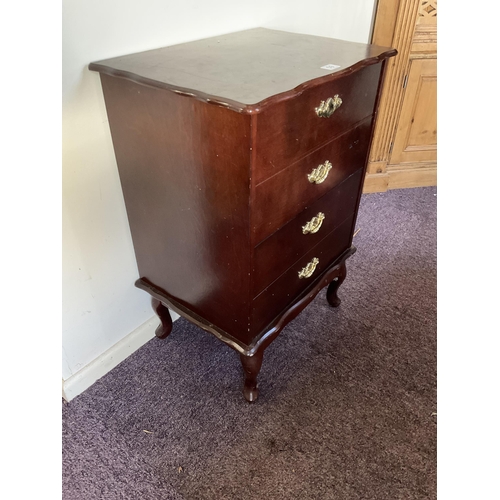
[{"xmin": 62, "ymin": 312, "xmax": 179, "ymax": 402}]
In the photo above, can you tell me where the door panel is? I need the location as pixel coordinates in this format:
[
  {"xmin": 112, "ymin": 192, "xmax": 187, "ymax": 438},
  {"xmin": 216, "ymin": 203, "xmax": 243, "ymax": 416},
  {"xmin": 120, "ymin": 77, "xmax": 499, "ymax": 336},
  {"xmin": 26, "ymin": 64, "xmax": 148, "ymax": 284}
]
[{"xmin": 390, "ymin": 58, "xmax": 437, "ymax": 164}]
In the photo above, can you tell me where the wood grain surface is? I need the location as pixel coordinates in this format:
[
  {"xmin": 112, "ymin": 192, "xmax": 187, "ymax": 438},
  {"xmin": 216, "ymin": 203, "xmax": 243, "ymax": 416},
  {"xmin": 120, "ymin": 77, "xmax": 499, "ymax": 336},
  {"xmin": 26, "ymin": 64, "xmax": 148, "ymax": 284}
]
[
  {"xmin": 90, "ymin": 28, "xmax": 396, "ymax": 111},
  {"xmin": 100, "ymin": 74, "xmax": 253, "ymax": 337}
]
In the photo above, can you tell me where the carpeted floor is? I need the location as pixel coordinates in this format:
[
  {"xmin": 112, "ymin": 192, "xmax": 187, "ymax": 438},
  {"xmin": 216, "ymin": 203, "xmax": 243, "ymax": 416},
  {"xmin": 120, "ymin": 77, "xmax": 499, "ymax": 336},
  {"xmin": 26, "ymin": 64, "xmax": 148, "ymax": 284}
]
[{"xmin": 62, "ymin": 186, "xmax": 437, "ymax": 500}]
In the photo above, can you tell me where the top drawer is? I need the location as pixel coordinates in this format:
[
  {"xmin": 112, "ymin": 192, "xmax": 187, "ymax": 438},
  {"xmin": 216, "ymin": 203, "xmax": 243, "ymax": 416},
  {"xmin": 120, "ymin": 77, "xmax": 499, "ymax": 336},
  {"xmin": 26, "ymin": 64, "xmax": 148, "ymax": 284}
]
[{"xmin": 253, "ymin": 62, "xmax": 382, "ymax": 184}]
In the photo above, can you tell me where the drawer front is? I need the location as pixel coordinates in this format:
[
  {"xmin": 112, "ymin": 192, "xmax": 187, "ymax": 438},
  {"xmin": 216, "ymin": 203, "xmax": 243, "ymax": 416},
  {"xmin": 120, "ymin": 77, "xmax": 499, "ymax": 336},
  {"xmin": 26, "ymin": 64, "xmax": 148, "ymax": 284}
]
[
  {"xmin": 253, "ymin": 169, "xmax": 363, "ymax": 296},
  {"xmin": 252, "ymin": 118, "xmax": 371, "ymax": 244},
  {"xmin": 253, "ymin": 62, "xmax": 382, "ymax": 184},
  {"xmin": 251, "ymin": 214, "xmax": 354, "ymax": 336}
]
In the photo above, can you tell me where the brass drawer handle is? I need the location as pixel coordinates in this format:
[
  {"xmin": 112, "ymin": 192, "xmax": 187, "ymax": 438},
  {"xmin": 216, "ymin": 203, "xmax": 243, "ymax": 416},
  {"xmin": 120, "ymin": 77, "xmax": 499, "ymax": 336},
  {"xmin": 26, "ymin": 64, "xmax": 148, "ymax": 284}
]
[
  {"xmin": 315, "ymin": 95, "xmax": 342, "ymax": 118},
  {"xmin": 302, "ymin": 212, "xmax": 325, "ymax": 235},
  {"xmin": 308, "ymin": 160, "xmax": 332, "ymax": 184},
  {"xmin": 298, "ymin": 257, "xmax": 319, "ymax": 279}
]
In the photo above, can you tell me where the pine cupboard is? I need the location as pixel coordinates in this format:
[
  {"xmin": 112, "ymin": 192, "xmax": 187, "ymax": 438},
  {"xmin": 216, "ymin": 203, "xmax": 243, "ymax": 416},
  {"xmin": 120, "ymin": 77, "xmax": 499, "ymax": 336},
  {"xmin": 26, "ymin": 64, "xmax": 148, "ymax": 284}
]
[{"xmin": 364, "ymin": 0, "xmax": 437, "ymax": 192}]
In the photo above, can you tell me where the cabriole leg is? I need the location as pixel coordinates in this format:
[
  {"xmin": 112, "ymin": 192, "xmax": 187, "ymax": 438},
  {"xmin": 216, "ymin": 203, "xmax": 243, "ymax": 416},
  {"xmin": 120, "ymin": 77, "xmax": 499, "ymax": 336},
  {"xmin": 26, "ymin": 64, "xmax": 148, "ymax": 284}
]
[
  {"xmin": 151, "ymin": 297, "xmax": 173, "ymax": 339},
  {"xmin": 240, "ymin": 348, "xmax": 264, "ymax": 403},
  {"xmin": 326, "ymin": 262, "xmax": 347, "ymax": 308}
]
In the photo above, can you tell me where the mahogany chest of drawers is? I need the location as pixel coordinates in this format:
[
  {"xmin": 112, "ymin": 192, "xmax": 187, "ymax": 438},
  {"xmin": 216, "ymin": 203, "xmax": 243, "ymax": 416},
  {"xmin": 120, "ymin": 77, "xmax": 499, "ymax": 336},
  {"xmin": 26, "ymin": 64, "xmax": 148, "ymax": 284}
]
[{"xmin": 90, "ymin": 28, "xmax": 396, "ymax": 402}]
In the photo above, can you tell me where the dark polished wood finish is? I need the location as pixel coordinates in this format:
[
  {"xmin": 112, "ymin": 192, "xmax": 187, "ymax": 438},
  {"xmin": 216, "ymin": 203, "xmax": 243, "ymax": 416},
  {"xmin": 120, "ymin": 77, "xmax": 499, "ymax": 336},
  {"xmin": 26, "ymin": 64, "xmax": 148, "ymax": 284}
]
[
  {"xmin": 151, "ymin": 298, "xmax": 173, "ymax": 339},
  {"xmin": 253, "ymin": 64, "xmax": 382, "ymax": 182},
  {"xmin": 89, "ymin": 28, "xmax": 396, "ymax": 112},
  {"xmin": 240, "ymin": 350, "xmax": 264, "ymax": 403},
  {"xmin": 99, "ymin": 73, "xmax": 252, "ymax": 336},
  {"xmin": 90, "ymin": 28, "xmax": 396, "ymax": 401},
  {"xmin": 253, "ymin": 170, "xmax": 363, "ymax": 296},
  {"xmin": 251, "ymin": 216, "xmax": 355, "ymax": 336},
  {"xmin": 327, "ymin": 262, "xmax": 348, "ymax": 308},
  {"xmin": 252, "ymin": 121, "xmax": 372, "ymax": 244}
]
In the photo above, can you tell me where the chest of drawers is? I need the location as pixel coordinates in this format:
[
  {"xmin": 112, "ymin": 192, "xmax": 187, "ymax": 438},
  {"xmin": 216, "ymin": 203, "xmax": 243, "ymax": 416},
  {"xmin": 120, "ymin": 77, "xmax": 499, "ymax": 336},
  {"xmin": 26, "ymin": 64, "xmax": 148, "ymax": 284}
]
[{"xmin": 90, "ymin": 28, "xmax": 396, "ymax": 402}]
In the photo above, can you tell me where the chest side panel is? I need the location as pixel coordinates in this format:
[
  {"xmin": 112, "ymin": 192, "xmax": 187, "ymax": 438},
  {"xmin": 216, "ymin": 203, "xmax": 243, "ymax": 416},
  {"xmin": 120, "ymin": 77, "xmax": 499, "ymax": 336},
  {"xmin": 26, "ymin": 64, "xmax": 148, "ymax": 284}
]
[{"xmin": 100, "ymin": 74, "xmax": 252, "ymax": 338}]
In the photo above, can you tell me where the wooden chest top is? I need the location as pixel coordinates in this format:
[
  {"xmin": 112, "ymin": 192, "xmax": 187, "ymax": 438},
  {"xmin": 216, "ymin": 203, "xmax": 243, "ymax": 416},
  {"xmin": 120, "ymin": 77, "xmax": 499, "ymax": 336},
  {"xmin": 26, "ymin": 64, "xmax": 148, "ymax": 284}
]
[{"xmin": 89, "ymin": 28, "xmax": 395, "ymax": 111}]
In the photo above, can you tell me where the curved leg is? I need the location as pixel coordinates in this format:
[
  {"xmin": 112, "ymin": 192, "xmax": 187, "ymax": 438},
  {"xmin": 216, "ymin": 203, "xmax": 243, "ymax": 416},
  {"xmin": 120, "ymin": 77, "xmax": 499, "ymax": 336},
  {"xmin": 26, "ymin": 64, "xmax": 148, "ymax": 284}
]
[
  {"xmin": 240, "ymin": 348, "xmax": 264, "ymax": 403},
  {"xmin": 326, "ymin": 262, "xmax": 347, "ymax": 308},
  {"xmin": 151, "ymin": 297, "xmax": 173, "ymax": 339}
]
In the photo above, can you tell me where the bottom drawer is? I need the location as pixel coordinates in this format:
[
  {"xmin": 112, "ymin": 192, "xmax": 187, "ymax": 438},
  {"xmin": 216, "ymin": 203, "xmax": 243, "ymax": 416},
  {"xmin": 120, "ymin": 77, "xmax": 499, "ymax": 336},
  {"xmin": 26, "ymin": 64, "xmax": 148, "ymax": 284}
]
[{"xmin": 250, "ymin": 213, "xmax": 355, "ymax": 336}]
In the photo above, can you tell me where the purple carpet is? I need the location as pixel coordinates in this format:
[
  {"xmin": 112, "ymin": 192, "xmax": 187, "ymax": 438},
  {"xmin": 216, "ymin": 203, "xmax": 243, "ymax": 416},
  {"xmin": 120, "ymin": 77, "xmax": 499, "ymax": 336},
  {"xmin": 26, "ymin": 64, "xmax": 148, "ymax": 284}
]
[{"xmin": 63, "ymin": 186, "xmax": 437, "ymax": 499}]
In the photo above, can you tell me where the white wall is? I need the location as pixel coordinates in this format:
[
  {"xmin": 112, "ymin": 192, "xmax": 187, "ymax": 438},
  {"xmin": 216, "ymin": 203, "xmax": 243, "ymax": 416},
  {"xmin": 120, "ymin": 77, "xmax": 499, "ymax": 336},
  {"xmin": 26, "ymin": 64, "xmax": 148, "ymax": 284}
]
[{"xmin": 62, "ymin": 0, "xmax": 376, "ymax": 390}]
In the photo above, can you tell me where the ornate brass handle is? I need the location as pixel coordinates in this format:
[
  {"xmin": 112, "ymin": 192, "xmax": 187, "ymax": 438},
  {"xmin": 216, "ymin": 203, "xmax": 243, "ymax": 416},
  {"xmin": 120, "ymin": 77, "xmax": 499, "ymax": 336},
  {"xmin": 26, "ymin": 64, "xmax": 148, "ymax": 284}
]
[
  {"xmin": 298, "ymin": 257, "xmax": 319, "ymax": 279},
  {"xmin": 308, "ymin": 160, "xmax": 332, "ymax": 184},
  {"xmin": 315, "ymin": 95, "xmax": 342, "ymax": 118},
  {"xmin": 302, "ymin": 212, "xmax": 325, "ymax": 235}
]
